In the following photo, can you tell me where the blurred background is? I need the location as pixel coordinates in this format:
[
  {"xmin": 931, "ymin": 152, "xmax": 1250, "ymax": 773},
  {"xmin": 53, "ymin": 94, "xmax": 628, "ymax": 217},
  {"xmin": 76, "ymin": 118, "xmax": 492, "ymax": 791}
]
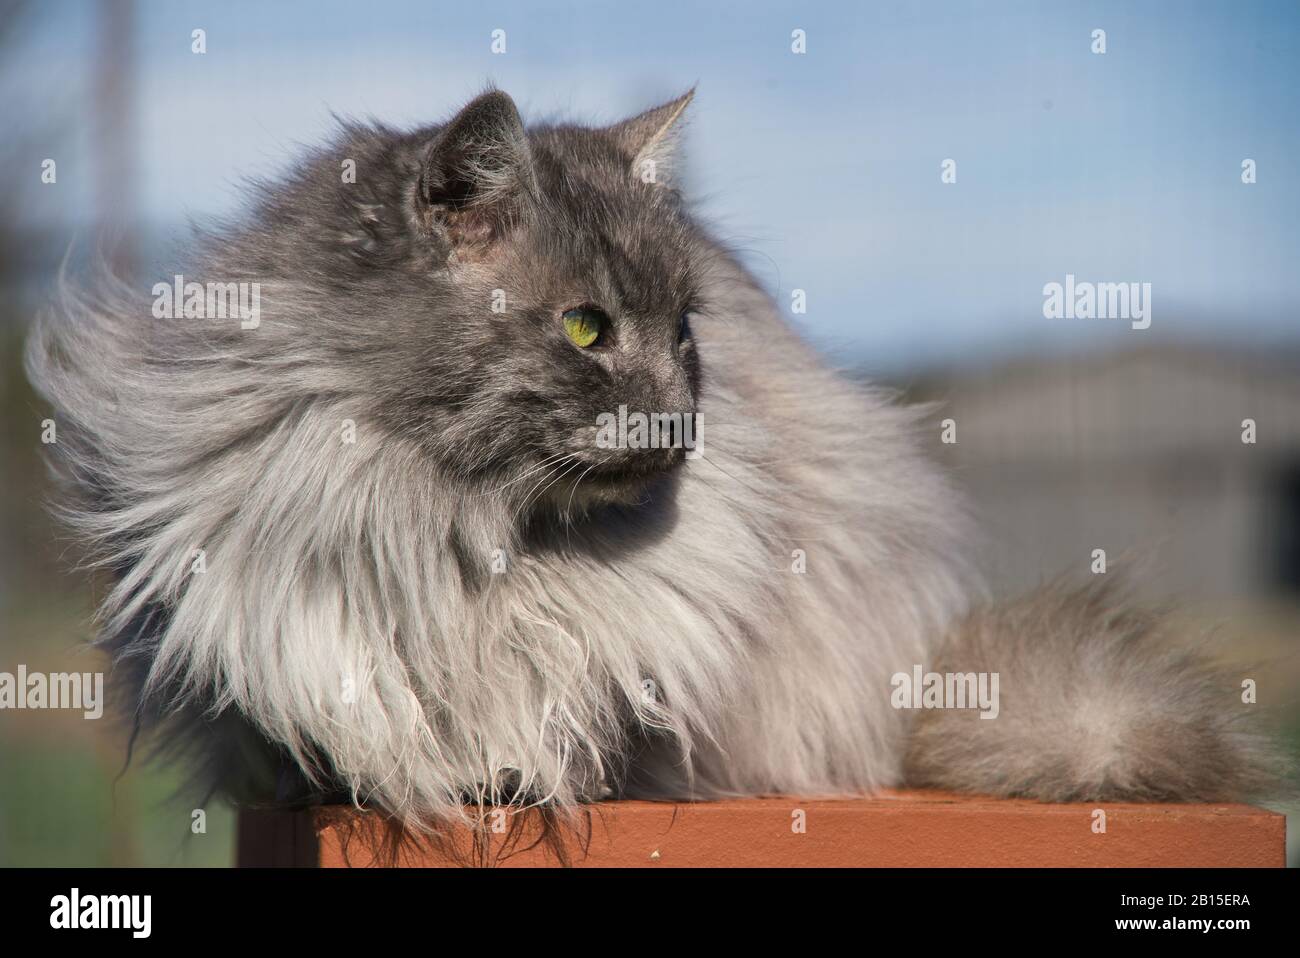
[{"xmin": 1, "ymin": 0, "xmax": 1297, "ymax": 866}]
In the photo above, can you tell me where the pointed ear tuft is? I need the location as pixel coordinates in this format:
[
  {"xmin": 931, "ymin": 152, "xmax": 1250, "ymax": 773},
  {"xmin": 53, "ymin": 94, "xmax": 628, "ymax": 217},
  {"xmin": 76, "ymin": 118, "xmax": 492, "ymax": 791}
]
[
  {"xmin": 606, "ymin": 88, "xmax": 695, "ymax": 186},
  {"xmin": 420, "ymin": 90, "xmax": 536, "ymax": 214}
]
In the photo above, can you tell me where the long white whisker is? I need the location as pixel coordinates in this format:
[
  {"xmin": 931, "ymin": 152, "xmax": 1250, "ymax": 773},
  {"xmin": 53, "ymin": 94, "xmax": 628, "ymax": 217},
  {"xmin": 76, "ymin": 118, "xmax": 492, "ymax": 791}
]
[
  {"xmin": 473, "ymin": 452, "xmax": 574, "ymax": 497},
  {"xmin": 564, "ymin": 464, "xmax": 598, "ymax": 550},
  {"xmin": 511, "ymin": 455, "xmax": 579, "ymax": 526}
]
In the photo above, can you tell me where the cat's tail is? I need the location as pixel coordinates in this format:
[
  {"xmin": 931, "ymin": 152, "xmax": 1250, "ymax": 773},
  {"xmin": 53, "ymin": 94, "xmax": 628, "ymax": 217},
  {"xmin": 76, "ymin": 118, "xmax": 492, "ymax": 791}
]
[{"xmin": 901, "ymin": 577, "xmax": 1285, "ymax": 803}]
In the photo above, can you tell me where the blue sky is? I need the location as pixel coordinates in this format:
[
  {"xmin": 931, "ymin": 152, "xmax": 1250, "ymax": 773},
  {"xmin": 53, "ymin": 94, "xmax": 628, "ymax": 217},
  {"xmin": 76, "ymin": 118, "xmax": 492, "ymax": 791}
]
[{"xmin": 8, "ymin": 0, "xmax": 1300, "ymax": 372}]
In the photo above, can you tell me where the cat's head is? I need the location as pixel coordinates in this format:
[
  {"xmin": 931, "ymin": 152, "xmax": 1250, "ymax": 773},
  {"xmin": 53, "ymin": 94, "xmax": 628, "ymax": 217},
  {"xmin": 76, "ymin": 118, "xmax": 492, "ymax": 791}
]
[{"xmin": 290, "ymin": 89, "xmax": 716, "ymax": 515}]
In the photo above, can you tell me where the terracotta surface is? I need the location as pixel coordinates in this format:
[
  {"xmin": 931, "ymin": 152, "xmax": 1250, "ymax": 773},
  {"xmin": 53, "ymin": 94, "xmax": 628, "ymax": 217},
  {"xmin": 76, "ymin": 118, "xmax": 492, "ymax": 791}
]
[{"xmin": 284, "ymin": 790, "xmax": 1287, "ymax": 868}]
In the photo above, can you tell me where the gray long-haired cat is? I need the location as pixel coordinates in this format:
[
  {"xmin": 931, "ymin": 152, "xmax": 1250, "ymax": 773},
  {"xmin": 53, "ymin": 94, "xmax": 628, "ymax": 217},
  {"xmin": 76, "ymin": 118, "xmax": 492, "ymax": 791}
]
[{"xmin": 26, "ymin": 89, "xmax": 1276, "ymax": 835}]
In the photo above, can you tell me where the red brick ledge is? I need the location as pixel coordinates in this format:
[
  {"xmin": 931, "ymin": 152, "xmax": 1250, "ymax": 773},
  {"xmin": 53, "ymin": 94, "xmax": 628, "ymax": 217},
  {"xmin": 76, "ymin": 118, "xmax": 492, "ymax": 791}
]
[{"xmin": 236, "ymin": 790, "xmax": 1285, "ymax": 868}]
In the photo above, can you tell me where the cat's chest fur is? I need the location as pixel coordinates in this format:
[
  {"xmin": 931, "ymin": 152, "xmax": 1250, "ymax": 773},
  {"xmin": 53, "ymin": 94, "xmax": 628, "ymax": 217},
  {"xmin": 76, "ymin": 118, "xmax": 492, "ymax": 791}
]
[{"xmin": 419, "ymin": 273, "xmax": 975, "ymax": 796}]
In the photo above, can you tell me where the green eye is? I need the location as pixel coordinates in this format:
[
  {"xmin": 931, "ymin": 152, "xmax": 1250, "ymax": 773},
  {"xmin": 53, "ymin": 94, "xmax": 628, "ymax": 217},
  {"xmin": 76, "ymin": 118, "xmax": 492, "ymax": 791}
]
[{"xmin": 562, "ymin": 307, "xmax": 605, "ymax": 348}]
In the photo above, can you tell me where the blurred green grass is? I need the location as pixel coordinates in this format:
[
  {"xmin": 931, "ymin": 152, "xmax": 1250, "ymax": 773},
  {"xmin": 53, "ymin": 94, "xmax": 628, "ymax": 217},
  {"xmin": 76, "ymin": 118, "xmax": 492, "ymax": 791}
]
[
  {"xmin": 1, "ymin": 327, "xmax": 236, "ymax": 866},
  {"xmin": 0, "ymin": 742, "xmax": 236, "ymax": 866}
]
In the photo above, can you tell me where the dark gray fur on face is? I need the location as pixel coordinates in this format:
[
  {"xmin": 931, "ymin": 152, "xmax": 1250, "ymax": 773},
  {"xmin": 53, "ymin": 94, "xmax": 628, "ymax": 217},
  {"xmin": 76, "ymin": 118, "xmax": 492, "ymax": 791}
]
[
  {"xmin": 25, "ymin": 88, "xmax": 1283, "ymax": 830},
  {"xmin": 223, "ymin": 91, "xmax": 703, "ymax": 503}
]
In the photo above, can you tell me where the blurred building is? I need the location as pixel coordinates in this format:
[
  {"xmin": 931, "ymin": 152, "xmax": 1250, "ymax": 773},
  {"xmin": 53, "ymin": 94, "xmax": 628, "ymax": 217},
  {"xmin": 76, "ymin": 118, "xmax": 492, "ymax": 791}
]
[{"xmin": 915, "ymin": 345, "xmax": 1300, "ymax": 601}]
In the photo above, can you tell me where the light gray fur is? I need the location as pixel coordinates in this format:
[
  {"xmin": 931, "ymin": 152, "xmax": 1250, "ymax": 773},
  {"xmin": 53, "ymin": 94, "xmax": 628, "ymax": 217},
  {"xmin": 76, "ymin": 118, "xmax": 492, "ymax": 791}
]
[{"xmin": 905, "ymin": 578, "xmax": 1278, "ymax": 802}]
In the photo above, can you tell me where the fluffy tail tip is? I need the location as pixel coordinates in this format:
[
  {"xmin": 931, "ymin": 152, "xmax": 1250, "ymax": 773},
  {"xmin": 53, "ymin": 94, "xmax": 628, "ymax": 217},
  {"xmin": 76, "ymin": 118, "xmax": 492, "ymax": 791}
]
[{"xmin": 902, "ymin": 578, "xmax": 1289, "ymax": 804}]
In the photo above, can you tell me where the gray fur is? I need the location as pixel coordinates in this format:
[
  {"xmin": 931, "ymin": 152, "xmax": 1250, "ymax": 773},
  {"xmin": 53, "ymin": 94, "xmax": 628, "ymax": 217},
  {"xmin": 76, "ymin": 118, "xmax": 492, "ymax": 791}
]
[
  {"xmin": 24, "ymin": 89, "xmax": 1276, "ymax": 828},
  {"xmin": 904, "ymin": 578, "xmax": 1278, "ymax": 802}
]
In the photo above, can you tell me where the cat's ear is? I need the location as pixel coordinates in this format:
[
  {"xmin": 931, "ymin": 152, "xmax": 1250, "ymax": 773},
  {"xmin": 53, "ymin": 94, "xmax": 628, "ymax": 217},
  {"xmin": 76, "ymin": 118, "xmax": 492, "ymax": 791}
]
[
  {"xmin": 419, "ymin": 90, "xmax": 536, "ymax": 249},
  {"xmin": 606, "ymin": 89, "xmax": 694, "ymax": 186}
]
